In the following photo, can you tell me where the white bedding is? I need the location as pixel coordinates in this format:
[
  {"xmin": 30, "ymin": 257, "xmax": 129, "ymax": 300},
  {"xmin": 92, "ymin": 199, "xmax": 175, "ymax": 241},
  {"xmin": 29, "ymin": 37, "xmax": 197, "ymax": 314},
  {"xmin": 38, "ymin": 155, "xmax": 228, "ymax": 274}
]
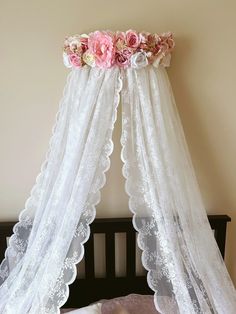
[
  {"xmin": 62, "ymin": 303, "xmax": 102, "ymax": 314},
  {"xmin": 61, "ymin": 294, "xmax": 158, "ymax": 314}
]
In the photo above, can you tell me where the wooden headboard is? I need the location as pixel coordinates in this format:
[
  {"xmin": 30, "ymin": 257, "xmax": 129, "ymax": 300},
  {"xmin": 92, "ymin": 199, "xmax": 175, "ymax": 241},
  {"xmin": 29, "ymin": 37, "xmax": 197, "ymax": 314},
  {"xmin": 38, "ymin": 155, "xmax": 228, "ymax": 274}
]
[{"xmin": 0, "ymin": 215, "xmax": 231, "ymax": 308}]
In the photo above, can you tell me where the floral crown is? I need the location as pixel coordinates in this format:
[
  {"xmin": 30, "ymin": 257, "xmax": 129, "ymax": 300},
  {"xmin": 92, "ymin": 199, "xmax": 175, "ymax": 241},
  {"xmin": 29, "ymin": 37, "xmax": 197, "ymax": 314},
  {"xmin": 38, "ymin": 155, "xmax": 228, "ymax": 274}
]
[{"xmin": 63, "ymin": 30, "xmax": 175, "ymax": 70}]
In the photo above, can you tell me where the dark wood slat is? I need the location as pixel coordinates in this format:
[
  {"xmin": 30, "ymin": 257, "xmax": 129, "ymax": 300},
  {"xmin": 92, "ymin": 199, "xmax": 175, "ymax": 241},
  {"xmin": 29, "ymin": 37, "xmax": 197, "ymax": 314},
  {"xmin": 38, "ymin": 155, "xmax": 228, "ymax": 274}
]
[
  {"xmin": 208, "ymin": 214, "xmax": 231, "ymax": 223},
  {"xmin": 0, "ymin": 223, "xmax": 14, "ymax": 261},
  {"xmin": 91, "ymin": 218, "xmax": 133, "ymax": 233},
  {"xmin": 208, "ymin": 215, "xmax": 231, "ymax": 258},
  {"xmin": 0, "ymin": 237, "xmax": 7, "ymax": 261},
  {"xmin": 105, "ymin": 232, "xmax": 115, "ymax": 278},
  {"xmin": 214, "ymin": 222, "xmax": 227, "ymax": 259},
  {"xmin": 84, "ymin": 232, "xmax": 95, "ymax": 279},
  {"xmin": 126, "ymin": 231, "xmax": 136, "ymax": 277}
]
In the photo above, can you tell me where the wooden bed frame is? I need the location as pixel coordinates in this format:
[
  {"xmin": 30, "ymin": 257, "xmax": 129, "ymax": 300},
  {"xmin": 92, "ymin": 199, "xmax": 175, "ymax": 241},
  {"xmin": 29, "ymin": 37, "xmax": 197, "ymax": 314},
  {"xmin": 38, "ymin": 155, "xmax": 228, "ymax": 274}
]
[{"xmin": 0, "ymin": 215, "xmax": 231, "ymax": 309}]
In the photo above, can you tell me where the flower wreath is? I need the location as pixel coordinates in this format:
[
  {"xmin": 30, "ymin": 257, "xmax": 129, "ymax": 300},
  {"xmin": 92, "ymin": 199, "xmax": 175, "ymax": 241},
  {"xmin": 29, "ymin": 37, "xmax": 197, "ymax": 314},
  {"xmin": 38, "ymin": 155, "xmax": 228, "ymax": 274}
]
[{"xmin": 63, "ymin": 30, "xmax": 175, "ymax": 69}]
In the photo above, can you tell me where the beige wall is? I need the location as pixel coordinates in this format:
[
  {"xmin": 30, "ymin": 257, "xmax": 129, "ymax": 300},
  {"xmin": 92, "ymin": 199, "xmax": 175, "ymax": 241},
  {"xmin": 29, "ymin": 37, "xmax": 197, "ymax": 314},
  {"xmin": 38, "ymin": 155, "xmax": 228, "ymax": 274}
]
[{"xmin": 0, "ymin": 0, "xmax": 235, "ymax": 285}]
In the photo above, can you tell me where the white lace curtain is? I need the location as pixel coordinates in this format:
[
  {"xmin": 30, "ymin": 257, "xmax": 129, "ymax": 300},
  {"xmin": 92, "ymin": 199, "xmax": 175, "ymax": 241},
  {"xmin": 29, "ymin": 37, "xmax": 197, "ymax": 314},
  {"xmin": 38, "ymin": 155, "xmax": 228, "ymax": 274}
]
[{"xmin": 0, "ymin": 65, "xmax": 235, "ymax": 314}]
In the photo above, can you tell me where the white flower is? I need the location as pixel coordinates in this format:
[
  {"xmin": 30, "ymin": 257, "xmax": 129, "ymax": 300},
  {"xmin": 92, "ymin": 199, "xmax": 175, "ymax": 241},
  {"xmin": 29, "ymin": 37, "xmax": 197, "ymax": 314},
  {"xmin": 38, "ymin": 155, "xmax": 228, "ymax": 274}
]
[
  {"xmin": 83, "ymin": 52, "xmax": 96, "ymax": 67},
  {"xmin": 130, "ymin": 51, "xmax": 148, "ymax": 69},
  {"xmin": 65, "ymin": 35, "xmax": 80, "ymax": 49},
  {"xmin": 63, "ymin": 52, "xmax": 72, "ymax": 68},
  {"xmin": 80, "ymin": 33, "xmax": 89, "ymax": 38}
]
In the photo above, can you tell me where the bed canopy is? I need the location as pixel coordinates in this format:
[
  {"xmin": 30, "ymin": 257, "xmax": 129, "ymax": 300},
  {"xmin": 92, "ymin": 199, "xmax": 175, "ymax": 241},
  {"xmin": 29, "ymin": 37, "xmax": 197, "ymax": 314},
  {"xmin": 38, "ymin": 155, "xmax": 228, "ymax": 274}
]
[{"xmin": 0, "ymin": 30, "xmax": 235, "ymax": 314}]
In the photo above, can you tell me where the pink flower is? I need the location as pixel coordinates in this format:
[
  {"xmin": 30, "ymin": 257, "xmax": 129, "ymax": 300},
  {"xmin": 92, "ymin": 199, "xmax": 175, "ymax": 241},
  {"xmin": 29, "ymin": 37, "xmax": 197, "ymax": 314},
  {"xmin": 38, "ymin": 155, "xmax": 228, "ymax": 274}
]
[
  {"xmin": 126, "ymin": 30, "xmax": 140, "ymax": 48},
  {"xmin": 147, "ymin": 34, "xmax": 160, "ymax": 51},
  {"xmin": 63, "ymin": 46, "xmax": 72, "ymax": 55},
  {"xmin": 80, "ymin": 35, "xmax": 89, "ymax": 53},
  {"xmin": 159, "ymin": 32, "xmax": 175, "ymax": 55},
  {"xmin": 69, "ymin": 53, "xmax": 83, "ymax": 68},
  {"xmin": 115, "ymin": 49, "xmax": 132, "ymax": 68},
  {"xmin": 167, "ymin": 38, "xmax": 175, "ymax": 51},
  {"xmin": 115, "ymin": 31, "xmax": 126, "ymax": 51},
  {"xmin": 166, "ymin": 33, "xmax": 175, "ymax": 51},
  {"xmin": 64, "ymin": 35, "xmax": 81, "ymax": 53},
  {"xmin": 139, "ymin": 32, "xmax": 150, "ymax": 50},
  {"xmin": 63, "ymin": 30, "xmax": 174, "ymax": 69},
  {"xmin": 64, "ymin": 35, "xmax": 89, "ymax": 56},
  {"xmin": 161, "ymin": 42, "xmax": 170, "ymax": 55},
  {"xmin": 88, "ymin": 31, "xmax": 115, "ymax": 68}
]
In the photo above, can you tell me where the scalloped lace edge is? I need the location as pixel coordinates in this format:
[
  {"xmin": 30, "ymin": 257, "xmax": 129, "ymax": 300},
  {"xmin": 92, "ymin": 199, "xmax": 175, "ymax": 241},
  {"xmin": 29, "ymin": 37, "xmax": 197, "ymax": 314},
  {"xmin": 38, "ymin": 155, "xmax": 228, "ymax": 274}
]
[
  {"xmin": 120, "ymin": 87, "xmax": 161, "ymax": 309},
  {"xmin": 53, "ymin": 70, "xmax": 123, "ymax": 313},
  {"xmin": 0, "ymin": 70, "xmax": 74, "ymax": 283}
]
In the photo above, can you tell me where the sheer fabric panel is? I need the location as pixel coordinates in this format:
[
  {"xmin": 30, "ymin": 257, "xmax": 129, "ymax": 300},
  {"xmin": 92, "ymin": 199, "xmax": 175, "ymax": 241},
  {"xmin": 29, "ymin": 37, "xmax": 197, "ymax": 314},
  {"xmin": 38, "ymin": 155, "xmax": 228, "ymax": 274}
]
[
  {"xmin": 0, "ymin": 66, "xmax": 121, "ymax": 313},
  {"xmin": 121, "ymin": 65, "xmax": 236, "ymax": 314}
]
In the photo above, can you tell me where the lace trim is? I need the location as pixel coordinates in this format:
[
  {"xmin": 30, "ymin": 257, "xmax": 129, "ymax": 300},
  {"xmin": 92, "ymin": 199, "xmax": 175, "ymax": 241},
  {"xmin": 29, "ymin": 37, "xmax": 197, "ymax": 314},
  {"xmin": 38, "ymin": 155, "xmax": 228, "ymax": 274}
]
[
  {"xmin": 120, "ymin": 66, "xmax": 219, "ymax": 314},
  {"xmin": 48, "ymin": 70, "xmax": 123, "ymax": 313},
  {"xmin": 0, "ymin": 71, "xmax": 74, "ymax": 286},
  {"xmin": 120, "ymin": 84, "xmax": 158, "ymax": 294},
  {"xmin": 120, "ymin": 67, "xmax": 180, "ymax": 313}
]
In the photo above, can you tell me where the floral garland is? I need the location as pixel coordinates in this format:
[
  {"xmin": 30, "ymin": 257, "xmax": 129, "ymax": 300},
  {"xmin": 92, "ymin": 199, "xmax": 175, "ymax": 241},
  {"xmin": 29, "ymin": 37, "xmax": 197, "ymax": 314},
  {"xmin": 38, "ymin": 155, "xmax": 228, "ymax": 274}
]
[{"xmin": 63, "ymin": 30, "xmax": 175, "ymax": 69}]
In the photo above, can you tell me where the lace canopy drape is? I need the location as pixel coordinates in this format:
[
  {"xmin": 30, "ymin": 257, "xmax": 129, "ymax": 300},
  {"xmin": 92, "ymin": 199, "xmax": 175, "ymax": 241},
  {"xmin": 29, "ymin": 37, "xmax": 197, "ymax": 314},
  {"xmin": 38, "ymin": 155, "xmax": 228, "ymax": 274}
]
[{"xmin": 0, "ymin": 30, "xmax": 235, "ymax": 314}]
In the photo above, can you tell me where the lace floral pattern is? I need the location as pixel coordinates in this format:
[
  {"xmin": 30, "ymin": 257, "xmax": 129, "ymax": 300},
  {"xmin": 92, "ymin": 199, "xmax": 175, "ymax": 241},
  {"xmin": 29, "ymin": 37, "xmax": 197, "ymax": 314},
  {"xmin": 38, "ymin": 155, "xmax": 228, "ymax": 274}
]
[
  {"xmin": 120, "ymin": 66, "xmax": 236, "ymax": 313},
  {"xmin": 0, "ymin": 69, "xmax": 75, "ymax": 288},
  {"xmin": 0, "ymin": 67, "xmax": 122, "ymax": 313},
  {"xmin": 44, "ymin": 70, "xmax": 122, "ymax": 313},
  {"xmin": 0, "ymin": 64, "xmax": 236, "ymax": 314}
]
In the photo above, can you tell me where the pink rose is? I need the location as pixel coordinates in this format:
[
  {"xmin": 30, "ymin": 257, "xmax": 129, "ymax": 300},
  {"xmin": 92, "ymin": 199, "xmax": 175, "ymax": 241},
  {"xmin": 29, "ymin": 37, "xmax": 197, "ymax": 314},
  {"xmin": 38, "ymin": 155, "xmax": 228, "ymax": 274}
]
[
  {"xmin": 80, "ymin": 36, "xmax": 89, "ymax": 53},
  {"xmin": 159, "ymin": 32, "xmax": 175, "ymax": 55},
  {"xmin": 167, "ymin": 38, "xmax": 175, "ymax": 51},
  {"xmin": 64, "ymin": 35, "xmax": 88, "ymax": 55},
  {"xmin": 139, "ymin": 32, "xmax": 150, "ymax": 50},
  {"xmin": 146, "ymin": 34, "xmax": 160, "ymax": 52},
  {"xmin": 166, "ymin": 33, "xmax": 175, "ymax": 51},
  {"xmin": 159, "ymin": 41, "xmax": 170, "ymax": 56},
  {"xmin": 115, "ymin": 49, "xmax": 132, "ymax": 68},
  {"xmin": 126, "ymin": 30, "xmax": 140, "ymax": 48},
  {"xmin": 88, "ymin": 31, "xmax": 115, "ymax": 68},
  {"xmin": 64, "ymin": 35, "xmax": 81, "ymax": 53},
  {"xmin": 69, "ymin": 53, "xmax": 83, "ymax": 68},
  {"xmin": 153, "ymin": 43, "xmax": 162, "ymax": 55}
]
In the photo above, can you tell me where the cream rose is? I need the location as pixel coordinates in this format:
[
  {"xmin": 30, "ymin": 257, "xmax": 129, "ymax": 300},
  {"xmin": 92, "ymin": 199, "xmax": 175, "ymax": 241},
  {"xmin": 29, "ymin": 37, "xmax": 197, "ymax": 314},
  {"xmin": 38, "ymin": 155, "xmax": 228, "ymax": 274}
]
[{"xmin": 83, "ymin": 51, "xmax": 96, "ymax": 67}]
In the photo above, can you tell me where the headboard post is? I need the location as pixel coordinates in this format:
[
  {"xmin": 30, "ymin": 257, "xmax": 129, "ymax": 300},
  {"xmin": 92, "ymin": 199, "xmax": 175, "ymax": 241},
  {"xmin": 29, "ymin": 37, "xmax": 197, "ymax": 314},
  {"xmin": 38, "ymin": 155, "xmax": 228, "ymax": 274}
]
[
  {"xmin": 0, "ymin": 222, "xmax": 14, "ymax": 261},
  {"xmin": 208, "ymin": 215, "xmax": 231, "ymax": 258}
]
